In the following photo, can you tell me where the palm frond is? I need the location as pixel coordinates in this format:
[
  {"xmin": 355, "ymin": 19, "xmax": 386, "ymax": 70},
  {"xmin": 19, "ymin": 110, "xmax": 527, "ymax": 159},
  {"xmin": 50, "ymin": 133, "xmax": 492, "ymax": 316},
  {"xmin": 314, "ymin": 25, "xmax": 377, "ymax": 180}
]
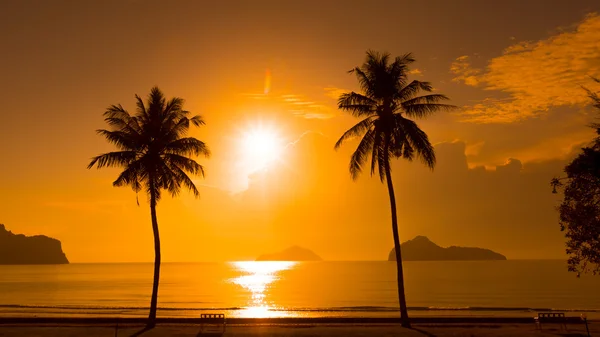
[
  {"xmin": 164, "ymin": 154, "xmax": 206, "ymax": 177},
  {"xmin": 88, "ymin": 151, "xmax": 138, "ymax": 169},
  {"xmin": 401, "ymin": 140, "xmax": 414, "ymax": 160},
  {"xmin": 103, "ymin": 104, "xmax": 131, "ymax": 120},
  {"xmin": 156, "ymin": 162, "xmax": 182, "ymax": 198},
  {"xmin": 370, "ymin": 129, "xmax": 384, "ymax": 180},
  {"xmin": 164, "ymin": 117, "xmax": 191, "ymax": 139},
  {"xmin": 190, "ymin": 115, "xmax": 205, "ymax": 126},
  {"xmin": 338, "ymin": 92, "xmax": 377, "ymax": 106},
  {"xmin": 334, "ymin": 116, "xmax": 375, "ymax": 150},
  {"xmin": 402, "ymin": 94, "xmax": 450, "ymax": 105},
  {"xmin": 147, "ymin": 86, "xmax": 166, "ymax": 119},
  {"xmin": 402, "ymin": 103, "xmax": 457, "ymax": 119},
  {"xmin": 349, "ymin": 67, "xmax": 373, "ymax": 96},
  {"xmin": 349, "ymin": 129, "xmax": 375, "ymax": 180},
  {"xmin": 392, "ymin": 53, "xmax": 415, "ymax": 69},
  {"xmin": 104, "ymin": 116, "xmax": 129, "ymax": 129},
  {"xmin": 170, "ymin": 164, "xmax": 200, "ymax": 197},
  {"xmin": 164, "ymin": 97, "xmax": 185, "ymax": 116},
  {"xmin": 377, "ymin": 140, "xmax": 389, "ymax": 181},
  {"xmin": 147, "ymin": 172, "xmax": 163, "ymax": 203},
  {"xmin": 388, "ymin": 53, "xmax": 414, "ymax": 87},
  {"xmin": 113, "ymin": 160, "xmax": 144, "ymax": 193},
  {"xmin": 135, "ymin": 94, "xmax": 149, "ymax": 122},
  {"xmin": 165, "ymin": 137, "xmax": 210, "ymax": 157},
  {"xmin": 395, "ymin": 115, "xmax": 435, "ymax": 169},
  {"xmin": 95, "ymin": 129, "xmax": 140, "ymax": 150},
  {"xmin": 366, "ymin": 50, "xmax": 390, "ymax": 72},
  {"xmin": 338, "ymin": 92, "xmax": 377, "ymax": 117},
  {"xmin": 396, "ymin": 80, "xmax": 432, "ymax": 101}
]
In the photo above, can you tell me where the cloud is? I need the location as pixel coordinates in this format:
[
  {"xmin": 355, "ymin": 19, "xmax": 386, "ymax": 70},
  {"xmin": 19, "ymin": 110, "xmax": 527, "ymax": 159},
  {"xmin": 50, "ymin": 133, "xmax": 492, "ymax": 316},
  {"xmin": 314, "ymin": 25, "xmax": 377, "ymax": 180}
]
[
  {"xmin": 281, "ymin": 94, "xmax": 334, "ymax": 119},
  {"xmin": 324, "ymin": 86, "xmax": 348, "ymax": 100},
  {"xmin": 464, "ymin": 141, "xmax": 485, "ymax": 157},
  {"xmin": 495, "ymin": 158, "xmax": 522, "ymax": 174},
  {"xmin": 450, "ymin": 56, "xmax": 481, "ymax": 86},
  {"xmin": 244, "ymin": 92, "xmax": 335, "ymax": 119},
  {"xmin": 408, "ymin": 68, "xmax": 423, "ymax": 76},
  {"xmin": 451, "ymin": 13, "xmax": 600, "ymax": 123}
]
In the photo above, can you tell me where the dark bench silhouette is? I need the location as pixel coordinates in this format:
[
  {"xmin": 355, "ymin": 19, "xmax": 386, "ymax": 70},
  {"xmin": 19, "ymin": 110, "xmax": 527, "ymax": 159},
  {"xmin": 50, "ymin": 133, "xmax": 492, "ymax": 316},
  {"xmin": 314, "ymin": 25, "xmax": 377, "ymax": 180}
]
[
  {"xmin": 534, "ymin": 312, "xmax": 567, "ymax": 330},
  {"xmin": 198, "ymin": 313, "xmax": 226, "ymax": 335}
]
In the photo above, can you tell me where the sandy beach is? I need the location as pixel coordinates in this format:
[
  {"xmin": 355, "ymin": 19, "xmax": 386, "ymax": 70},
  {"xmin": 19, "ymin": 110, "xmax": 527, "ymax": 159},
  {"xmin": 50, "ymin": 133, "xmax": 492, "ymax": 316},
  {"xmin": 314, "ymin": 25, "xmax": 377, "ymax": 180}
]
[
  {"xmin": 0, "ymin": 322, "xmax": 596, "ymax": 337},
  {"xmin": 0, "ymin": 323, "xmax": 595, "ymax": 337}
]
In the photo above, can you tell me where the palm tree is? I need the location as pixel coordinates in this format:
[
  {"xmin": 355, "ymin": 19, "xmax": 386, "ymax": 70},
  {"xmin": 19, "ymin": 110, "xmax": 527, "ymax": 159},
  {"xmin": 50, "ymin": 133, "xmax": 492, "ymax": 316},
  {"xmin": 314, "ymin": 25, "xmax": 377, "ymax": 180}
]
[
  {"xmin": 88, "ymin": 86, "xmax": 210, "ymax": 328},
  {"xmin": 334, "ymin": 51, "xmax": 454, "ymax": 327}
]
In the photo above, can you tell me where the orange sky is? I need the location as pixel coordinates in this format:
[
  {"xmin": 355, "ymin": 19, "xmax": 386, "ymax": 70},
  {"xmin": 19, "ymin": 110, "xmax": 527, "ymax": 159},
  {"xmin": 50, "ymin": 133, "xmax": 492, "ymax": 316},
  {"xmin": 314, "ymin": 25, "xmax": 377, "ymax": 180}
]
[{"xmin": 1, "ymin": 0, "xmax": 600, "ymax": 262}]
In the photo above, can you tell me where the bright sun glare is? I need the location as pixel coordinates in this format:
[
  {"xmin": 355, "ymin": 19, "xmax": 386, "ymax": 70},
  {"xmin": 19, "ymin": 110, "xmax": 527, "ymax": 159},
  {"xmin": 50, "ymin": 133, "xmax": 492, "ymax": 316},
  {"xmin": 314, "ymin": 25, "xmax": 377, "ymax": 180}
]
[{"xmin": 241, "ymin": 127, "xmax": 284, "ymax": 172}]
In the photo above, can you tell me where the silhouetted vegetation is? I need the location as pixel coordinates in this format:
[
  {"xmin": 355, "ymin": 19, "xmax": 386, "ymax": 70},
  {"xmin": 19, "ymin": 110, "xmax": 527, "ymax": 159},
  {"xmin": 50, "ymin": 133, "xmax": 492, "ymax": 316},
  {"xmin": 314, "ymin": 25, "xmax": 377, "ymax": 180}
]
[
  {"xmin": 87, "ymin": 87, "xmax": 210, "ymax": 327},
  {"xmin": 552, "ymin": 77, "xmax": 600, "ymax": 276},
  {"xmin": 334, "ymin": 51, "xmax": 455, "ymax": 327}
]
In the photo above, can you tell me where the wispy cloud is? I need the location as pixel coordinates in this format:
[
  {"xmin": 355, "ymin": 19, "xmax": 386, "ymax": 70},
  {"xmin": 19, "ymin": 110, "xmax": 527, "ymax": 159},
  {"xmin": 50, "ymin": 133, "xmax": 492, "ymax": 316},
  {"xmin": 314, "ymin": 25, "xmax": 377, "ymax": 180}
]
[
  {"xmin": 241, "ymin": 69, "xmax": 337, "ymax": 119},
  {"xmin": 451, "ymin": 13, "xmax": 600, "ymax": 123},
  {"xmin": 408, "ymin": 68, "xmax": 423, "ymax": 76},
  {"xmin": 450, "ymin": 56, "xmax": 480, "ymax": 86},
  {"xmin": 279, "ymin": 94, "xmax": 334, "ymax": 119},
  {"xmin": 244, "ymin": 92, "xmax": 335, "ymax": 119},
  {"xmin": 324, "ymin": 87, "xmax": 348, "ymax": 101}
]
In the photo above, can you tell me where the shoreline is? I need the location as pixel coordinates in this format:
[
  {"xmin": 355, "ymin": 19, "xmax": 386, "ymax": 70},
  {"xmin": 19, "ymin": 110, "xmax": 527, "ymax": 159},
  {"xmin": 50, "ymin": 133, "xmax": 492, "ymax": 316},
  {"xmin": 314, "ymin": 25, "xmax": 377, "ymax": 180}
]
[{"xmin": 0, "ymin": 316, "xmax": 590, "ymax": 325}]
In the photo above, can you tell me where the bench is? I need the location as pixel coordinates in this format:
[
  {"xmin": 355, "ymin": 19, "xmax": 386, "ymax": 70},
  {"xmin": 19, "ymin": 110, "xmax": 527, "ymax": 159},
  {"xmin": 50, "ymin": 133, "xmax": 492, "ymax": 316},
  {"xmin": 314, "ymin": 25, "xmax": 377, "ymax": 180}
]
[
  {"xmin": 534, "ymin": 312, "xmax": 567, "ymax": 330},
  {"xmin": 198, "ymin": 313, "xmax": 226, "ymax": 335}
]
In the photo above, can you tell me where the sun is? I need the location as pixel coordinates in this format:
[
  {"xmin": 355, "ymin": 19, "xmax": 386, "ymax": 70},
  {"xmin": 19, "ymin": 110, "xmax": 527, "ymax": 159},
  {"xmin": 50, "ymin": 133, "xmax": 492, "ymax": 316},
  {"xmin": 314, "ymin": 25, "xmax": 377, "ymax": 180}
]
[{"xmin": 240, "ymin": 127, "xmax": 284, "ymax": 172}]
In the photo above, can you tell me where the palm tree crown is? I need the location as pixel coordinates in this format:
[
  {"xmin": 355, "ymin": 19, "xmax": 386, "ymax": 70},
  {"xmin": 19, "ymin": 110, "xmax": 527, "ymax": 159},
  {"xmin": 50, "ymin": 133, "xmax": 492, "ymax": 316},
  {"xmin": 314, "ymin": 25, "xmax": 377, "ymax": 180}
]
[
  {"xmin": 88, "ymin": 86, "xmax": 210, "ymax": 200},
  {"xmin": 335, "ymin": 50, "xmax": 454, "ymax": 179}
]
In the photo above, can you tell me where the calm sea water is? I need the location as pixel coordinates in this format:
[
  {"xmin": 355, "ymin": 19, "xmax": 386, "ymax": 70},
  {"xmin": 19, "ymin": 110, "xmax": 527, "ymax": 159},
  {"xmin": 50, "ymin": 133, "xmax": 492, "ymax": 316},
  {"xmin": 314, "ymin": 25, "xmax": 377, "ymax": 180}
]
[{"xmin": 0, "ymin": 261, "xmax": 599, "ymax": 318}]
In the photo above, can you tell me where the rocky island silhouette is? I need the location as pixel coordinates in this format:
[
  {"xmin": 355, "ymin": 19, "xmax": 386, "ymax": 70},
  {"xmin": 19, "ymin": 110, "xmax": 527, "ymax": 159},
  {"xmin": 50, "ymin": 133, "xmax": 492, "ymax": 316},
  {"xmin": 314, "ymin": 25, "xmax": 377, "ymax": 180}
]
[
  {"xmin": 389, "ymin": 236, "xmax": 506, "ymax": 261},
  {"xmin": 0, "ymin": 224, "xmax": 69, "ymax": 264}
]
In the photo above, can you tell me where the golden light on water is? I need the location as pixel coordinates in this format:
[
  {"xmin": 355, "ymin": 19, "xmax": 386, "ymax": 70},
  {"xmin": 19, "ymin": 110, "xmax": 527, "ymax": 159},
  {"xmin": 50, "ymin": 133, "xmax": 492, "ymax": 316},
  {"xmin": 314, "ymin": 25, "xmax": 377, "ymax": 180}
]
[{"xmin": 230, "ymin": 261, "xmax": 296, "ymax": 318}]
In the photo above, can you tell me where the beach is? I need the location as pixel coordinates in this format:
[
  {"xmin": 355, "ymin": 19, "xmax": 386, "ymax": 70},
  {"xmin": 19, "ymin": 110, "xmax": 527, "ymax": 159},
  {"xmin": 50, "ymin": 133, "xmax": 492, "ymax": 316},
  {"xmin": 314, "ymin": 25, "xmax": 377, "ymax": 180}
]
[{"xmin": 0, "ymin": 322, "xmax": 596, "ymax": 337}]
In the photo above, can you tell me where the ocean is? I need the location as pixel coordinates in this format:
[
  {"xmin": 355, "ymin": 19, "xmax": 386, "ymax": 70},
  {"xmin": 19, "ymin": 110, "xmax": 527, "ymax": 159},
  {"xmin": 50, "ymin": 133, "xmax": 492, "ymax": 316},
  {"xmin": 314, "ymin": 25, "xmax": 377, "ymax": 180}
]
[{"xmin": 0, "ymin": 260, "xmax": 599, "ymax": 319}]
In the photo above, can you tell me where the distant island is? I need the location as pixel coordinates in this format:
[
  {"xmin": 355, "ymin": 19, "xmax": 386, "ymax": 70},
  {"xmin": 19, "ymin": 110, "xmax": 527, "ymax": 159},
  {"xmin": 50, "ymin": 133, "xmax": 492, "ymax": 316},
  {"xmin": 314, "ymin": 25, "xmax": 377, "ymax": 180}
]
[
  {"xmin": 256, "ymin": 246, "xmax": 322, "ymax": 261},
  {"xmin": 0, "ymin": 224, "xmax": 69, "ymax": 264},
  {"xmin": 388, "ymin": 236, "xmax": 506, "ymax": 261}
]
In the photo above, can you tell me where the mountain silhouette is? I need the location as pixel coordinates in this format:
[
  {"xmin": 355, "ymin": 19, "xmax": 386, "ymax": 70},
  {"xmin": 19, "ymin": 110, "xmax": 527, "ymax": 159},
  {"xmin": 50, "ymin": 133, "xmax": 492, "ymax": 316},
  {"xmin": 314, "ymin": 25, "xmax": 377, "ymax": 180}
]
[
  {"xmin": 388, "ymin": 236, "xmax": 506, "ymax": 261},
  {"xmin": 0, "ymin": 224, "xmax": 69, "ymax": 264},
  {"xmin": 256, "ymin": 246, "xmax": 322, "ymax": 261}
]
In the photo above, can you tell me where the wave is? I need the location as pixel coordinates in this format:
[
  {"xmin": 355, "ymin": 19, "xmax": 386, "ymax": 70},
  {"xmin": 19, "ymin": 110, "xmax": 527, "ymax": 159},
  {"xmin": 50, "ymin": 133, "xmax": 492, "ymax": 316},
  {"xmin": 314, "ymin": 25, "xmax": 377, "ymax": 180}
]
[{"xmin": 1, "ymin": 304, "xmax": 598, "ymax": 313}]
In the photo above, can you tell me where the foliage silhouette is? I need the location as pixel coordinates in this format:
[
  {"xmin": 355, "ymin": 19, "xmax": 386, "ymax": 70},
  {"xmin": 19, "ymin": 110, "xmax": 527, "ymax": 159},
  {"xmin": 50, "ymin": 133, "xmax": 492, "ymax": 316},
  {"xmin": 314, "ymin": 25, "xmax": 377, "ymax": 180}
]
[
  {"xmin": 334, "ymin": 50, "xmax": 455, "ymax": 327},
  {"xmin": 552, "ymin": 77, "xmax": 600, "ymax": 276},
  {"xmin": 88, "ymin": 87, "xmax": 210, "ymax": 327}
]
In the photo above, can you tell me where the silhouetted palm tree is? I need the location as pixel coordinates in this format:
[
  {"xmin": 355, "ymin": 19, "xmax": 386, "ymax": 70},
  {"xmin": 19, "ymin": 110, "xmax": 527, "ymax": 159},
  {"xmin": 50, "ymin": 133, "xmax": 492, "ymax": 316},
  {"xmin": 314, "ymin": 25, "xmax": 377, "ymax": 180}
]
[
  {"xmin": 88, "ymin": 87, "xmax": 210, "ymax": 328},
  {"xmin": 335, "ymin": 51, "xmax": 454, "ymax": 327}
]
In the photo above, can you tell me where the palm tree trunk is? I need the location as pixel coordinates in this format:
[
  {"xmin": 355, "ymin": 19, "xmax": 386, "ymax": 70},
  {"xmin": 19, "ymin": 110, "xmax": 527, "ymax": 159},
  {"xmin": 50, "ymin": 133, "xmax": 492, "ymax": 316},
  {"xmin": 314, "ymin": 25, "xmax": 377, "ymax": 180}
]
[
  {"xmin": 147, "ymin": 181, "xmax": 161, "ymax": 328},
  {"xmin": 384, "ymin": 157, "xmax": 411, "ymax": 328}
]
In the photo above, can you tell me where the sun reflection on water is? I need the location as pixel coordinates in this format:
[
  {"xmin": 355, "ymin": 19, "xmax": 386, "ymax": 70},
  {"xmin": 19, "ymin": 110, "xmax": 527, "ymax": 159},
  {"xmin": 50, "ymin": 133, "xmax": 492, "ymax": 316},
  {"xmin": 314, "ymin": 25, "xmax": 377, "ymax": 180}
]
[{"xmin": 230, "ymin": 261, "xmax": 296, "ymax": 318}]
